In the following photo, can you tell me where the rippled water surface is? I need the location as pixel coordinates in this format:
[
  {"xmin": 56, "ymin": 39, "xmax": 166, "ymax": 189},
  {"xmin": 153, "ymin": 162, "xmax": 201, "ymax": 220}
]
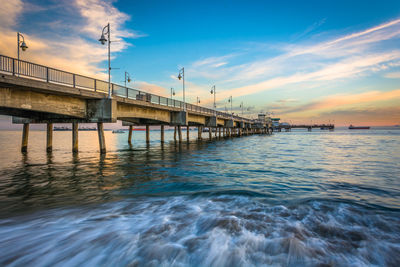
[{"xmin": 0, "ymin": 128, "xmax": 399, "ymax": 266}]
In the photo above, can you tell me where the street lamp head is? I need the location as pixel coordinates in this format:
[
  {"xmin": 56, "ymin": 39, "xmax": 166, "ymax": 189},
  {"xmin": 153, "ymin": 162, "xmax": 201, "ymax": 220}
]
[
  {"xmin": 127, "ymin": 77, "xmax": 131, "ymax": 83},
  {"xmin": 210, "ymin": 89, "xmax": 214, "ymax": 94},
  {"xmin": 177, "ymin": 73, "xmax": 182, "ymax": 80},
  {"xmin": 99, "ymin": 34, "xmax": 107, "ymax": 45},
  {"xmin": 20, "ymin": 41, "xmax": 28, "ymax": 51}
]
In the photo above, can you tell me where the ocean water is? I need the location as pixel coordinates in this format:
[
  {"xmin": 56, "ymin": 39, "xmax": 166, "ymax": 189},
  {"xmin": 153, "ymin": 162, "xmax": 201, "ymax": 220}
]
[{"xmin": 0, "ymin": 128, "xmax": 399, "ymax": 266}]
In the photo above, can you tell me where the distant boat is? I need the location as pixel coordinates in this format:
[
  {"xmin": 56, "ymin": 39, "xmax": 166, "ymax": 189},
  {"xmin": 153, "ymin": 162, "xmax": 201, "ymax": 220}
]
[
  {"xmin": 112, "ymin": 129, "xmax": 125, "ymax": 133},
  {"xmin": 349, "ymin": 125, "xmax": 370, "ymax": 130}
]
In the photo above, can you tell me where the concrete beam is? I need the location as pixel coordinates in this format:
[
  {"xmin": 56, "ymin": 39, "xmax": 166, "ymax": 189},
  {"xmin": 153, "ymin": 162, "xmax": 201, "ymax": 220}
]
[
  {"xmin": 117, "ymin": 102, "xmax": 170, "ymax": 124},
  {"xmin": 188, "ymin": 113, "xmax": 206, "ymax": 125},
  {"xmin": 171, "ymin": 111, "xmax": 187, "ymax": 126},
  {"xmin": 0, "ymin": 87, "xmax": 86, "ymax": 118}
]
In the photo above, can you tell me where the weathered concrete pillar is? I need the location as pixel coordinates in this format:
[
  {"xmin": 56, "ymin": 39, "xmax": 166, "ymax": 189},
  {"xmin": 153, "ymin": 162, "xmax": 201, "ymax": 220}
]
[
  {"xmin": 72, "ymin": 122, "xmax": 78, "ymax": 153},
  {"xmin": 128, "ymin": 125, "xmax": 133, "ymax": 144},
  {"xmin": 178, "ymin": 125, "xmax": 182, "ymax": 142},
  {"xmin": 198, "ymin": 126, "xmax": 202, "ymax": 140},
  {"xmin": 46, "ymin": 123, "xmax": 53, "ymax": 152},
  {"xmin": 209, "ymin": 127, "xmax": 212, "ymax": 139},
  {"xmin": 187, "ymin": 126, "xmax": 190, "ymax": 142},
  {"xmin": 174, "ymin": 126, "xmax": 177, "ymax": 141},
  {"xmin": 97, "ymin": 122, "xmax": 106, "ymax": 154},
  {"xmin": 21, "ymin": 123, "xmax": 29, "ymax": 152},
  {"xmin": 215, "ymin": 127, "xmax": 217, "ymax": 137},
  {"xmin": 146, "ymin": 125, "xmax": 150, "ymax": 143},
  {"xmin": 219, "ymin": 127, "xmax": 221, "ymax": 138},
  {"xmin": 160, "ymin": 125, "xmax": 165, "ymax": 143}
]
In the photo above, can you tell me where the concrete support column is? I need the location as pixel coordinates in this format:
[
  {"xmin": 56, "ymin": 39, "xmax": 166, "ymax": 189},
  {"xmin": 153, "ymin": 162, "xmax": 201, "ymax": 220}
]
[
  {"xmin": 198, "ymin": 126, "xmax": 202, "ymax": 140},
  {"xmin": 219, "ymin": 127, "xmax": 221, "ymax": 138},
  {"xmin": 160, "ymin": 125, "xmax": 165, "ymax": 143},
  {"xmin": 146, "ymin": 125, "xmax": 150, "ymax": 143},
  {"xmin": 72, "ymin": 122, "xmax": 78, "ymax": 153},
  {"xmin": 46, "ymin": 123, "xmax": 53, "ymax": 152},
  {"xmin": 209, "ymin": 127, "xmax": 212, "ymax": 139},
  {"xmin": 97, "ymin": 122, "xmax": 106, "ymax": 154},
  {"xmin": 21, "ymin": 123, "xmax": 29, "ymax": 153},
  {"xmin": 174, "ymin": 126, "xmax": 177, "ymax": 141},
  {"xmin": 187, "ymin": 126, "xmax": 190, "ymax": 142},
  {"xmin": 178, "ymin": 125, "xmax": 182, "ymax": 142},
  {"xmin": 128, "ymin": 125, "xmax": 133, "ymax": 144},
  {"xmin": 215, "ymin": 127, "xmax": 218, "ymax": 137}
]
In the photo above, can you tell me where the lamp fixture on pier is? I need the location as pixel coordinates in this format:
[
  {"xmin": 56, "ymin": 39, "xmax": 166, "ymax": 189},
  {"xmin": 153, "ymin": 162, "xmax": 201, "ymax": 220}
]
[
  {"xmin": 17, "ymin": 32, "xmax": 28, "ymax": 76},
  {"xmin": 124, "ymin": 71, "xmax": 131, "ymax": 88},
  {"xmin": 228, "ymin": 96, "xmax": 233, "ymax": 118},
  {"xmin": 240, "ymin": 102, "xmax": 244, "ymax": 116},
  {"xmin": 197, "ymin": 97, "xmax": 200, "ymax": 104},
  {"xmin": 99, "ymin": 23, "xmax": 112, "ymax": 99},
  {"xmin": 177, "ymin": 67, "xmax": 185, "ymax": 110},
  {"xmin": 170, "ymin": 87, "xmax": 175, "ymax": 99},
  {"xmin": 210, "ymin": 85, "xmax": 216, "ymax": 114}
]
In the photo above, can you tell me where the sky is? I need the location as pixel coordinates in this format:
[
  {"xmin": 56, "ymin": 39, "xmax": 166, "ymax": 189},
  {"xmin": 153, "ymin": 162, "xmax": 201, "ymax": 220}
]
[{"xmin": 1, "ymin": 0, "xmax": 400, "ymax": 126}]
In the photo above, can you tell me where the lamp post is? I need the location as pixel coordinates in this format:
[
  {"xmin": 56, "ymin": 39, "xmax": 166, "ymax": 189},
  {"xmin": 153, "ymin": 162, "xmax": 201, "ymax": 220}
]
[
  {"xmin": 17, "ymin": 32, "xmax": 28, "ymax": 76},
  {"xmin": 239, "ymin": 102, "xmax": 244, "ymax": 116},
  {"xmin": 124, "ymin": 71, "xmax": 131, "ymax": 88},
  {"xmin": 210, "ymin": 85, "xmax": 216, "ymax": 115},
  {"xmin": 228, "ymin": 96, "xmax": 233, "ymax": 118},
  {"xmin": 99, "ymin": 23, "xmax": 111, "ymax": 99},
  {"xmin": 170, "ymin": 87, "xmax": 175, "ymax": 99},
  {"xmin": 196, "ymin": 97, "xmax": 200, "ymax": 104},
  {"xmin": 177, "ymin": 67, "xmax": 185, "ymax": 110}
]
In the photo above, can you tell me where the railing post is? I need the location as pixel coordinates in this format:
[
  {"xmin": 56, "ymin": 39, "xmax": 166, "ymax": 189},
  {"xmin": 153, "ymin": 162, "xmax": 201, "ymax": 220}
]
[
  {"xmin": 112, "ymin": 84, "xmax": 114, "ymax": 95},
  {"xmin": 46, "ymin": 67, "xmax": 49, "ymax": 82},
  {"xmin": 126, "ymin": 87, "xmax": 129, "ymax": 98},
  {"xmin": 73, "ymin": 74, "xmax": 76, "ymax": 88},
  {"xmin": 12, "ymin": 59, "xmax": 15, "ymax": 76},
  {"xmin": 94, "ymin": 79, "xmax": 97, "ymax": 91}
]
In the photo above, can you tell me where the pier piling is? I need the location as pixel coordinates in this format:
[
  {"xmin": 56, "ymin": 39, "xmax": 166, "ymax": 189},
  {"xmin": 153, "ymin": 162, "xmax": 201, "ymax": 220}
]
[
  {"xmin": 46, "ymin": 123, "xmax": 53, "ymax": 152},
  {"xmin": 178, "ymin": 125, "xmax": 182, "ymax": 142},
  {"xmin": 146, "ymin": 125, "xmax": 150, "ymax": 143},
  {"xmin": 198, "ymin": 126, "xmax": 202, "ymax": 140},
  {"xmin": 72, "ymin": 122, "xmax": 78, "ymax": 153},
  {"xmin": 128, "ymin": 125, "xmax": 133, "ymax": 144},
  {"xmin": 187, "ymin": 126, "xmax": 190, "ymax": 142},
  {"xmin": 21, "ymin": 123, "xmax": 29, "ymax": 152},
  {"xmin": 161, "ymin": 125, "xmax": 164, "ymax": 143},
  {"xmin": 174, "ymin": 126, "xmax": 177, "ymax": 141},
  {"xmin": 209, "ymin": 127, "xmax": 212, "ymax": 139},
  {"xmin": 97, "ymin": 122, "xmax": 106, "ymax": 154}
]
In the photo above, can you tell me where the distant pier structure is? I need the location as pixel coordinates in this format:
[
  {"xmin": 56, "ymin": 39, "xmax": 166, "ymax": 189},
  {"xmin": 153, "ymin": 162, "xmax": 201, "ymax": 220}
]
[{"xmin": 0, "ymin": 54, "xmax": 273, "ymax": 154}]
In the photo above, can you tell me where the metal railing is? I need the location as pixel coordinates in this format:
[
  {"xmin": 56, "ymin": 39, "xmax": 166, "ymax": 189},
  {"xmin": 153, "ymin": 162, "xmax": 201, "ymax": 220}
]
[{"xmin": 0, "ymin": 54, "xmax": 253, "ymax": 123}]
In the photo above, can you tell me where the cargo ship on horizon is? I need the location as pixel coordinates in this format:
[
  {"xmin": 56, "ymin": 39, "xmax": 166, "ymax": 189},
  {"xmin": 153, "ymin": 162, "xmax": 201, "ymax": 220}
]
[{"xmin": 349, "ymin": 125, "xmax": 370, "ymax": 130}]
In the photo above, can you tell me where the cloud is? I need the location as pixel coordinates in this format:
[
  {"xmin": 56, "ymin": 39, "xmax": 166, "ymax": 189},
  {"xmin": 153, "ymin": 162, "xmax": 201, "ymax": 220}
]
[
  {"xmin": 277, "ymin": 89, "xmax": 400, "ymax": 115},
  {"xmin": 0, "ymin": 0, "xmax": 23, "ymax": 29},
  {"xmin": 0, "ymin": 0, "xmax": 143, "ymax": 79},
  {"xmin": 186, "ymin": 17, "xmax": 400, "ymax": 102},
  {"xmin": 384, "ymin": 72, "xmax": 400, "ymax": 79}
]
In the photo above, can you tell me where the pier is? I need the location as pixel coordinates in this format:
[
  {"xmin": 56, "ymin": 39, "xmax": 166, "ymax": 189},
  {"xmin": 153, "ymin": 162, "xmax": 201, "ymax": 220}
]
[
  {"xmin": 275, "ymin": 124, "xmax": 335, "ymax": 132},
  {"xmin": 0, "ymin": 54, "xmax": 272, "ymax": 153}
]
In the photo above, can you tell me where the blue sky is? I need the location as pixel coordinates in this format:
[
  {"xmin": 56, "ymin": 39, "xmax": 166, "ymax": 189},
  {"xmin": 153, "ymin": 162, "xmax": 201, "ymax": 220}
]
[{"xmin": 1, "ymin": 0, "xmax": 400, "ymax": 125}]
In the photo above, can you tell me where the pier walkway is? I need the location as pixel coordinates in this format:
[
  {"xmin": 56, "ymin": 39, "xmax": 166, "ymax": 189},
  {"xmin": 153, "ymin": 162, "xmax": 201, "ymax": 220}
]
[{"xmin": 0, "ymin": 54, "xmax": 271, "ymax": 153}]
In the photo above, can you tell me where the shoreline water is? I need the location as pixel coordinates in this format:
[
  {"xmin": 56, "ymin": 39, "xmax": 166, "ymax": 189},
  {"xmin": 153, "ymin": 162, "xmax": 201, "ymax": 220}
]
[{"xmin": 0, "ymin": 128, "xmax": 399, "ymax": 265}]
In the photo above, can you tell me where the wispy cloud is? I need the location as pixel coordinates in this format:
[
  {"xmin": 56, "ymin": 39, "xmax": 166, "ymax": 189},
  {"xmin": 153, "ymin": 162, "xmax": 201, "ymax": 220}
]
[
  {"xmin": 0, "ymin": 0, "xmax": 143, "ymax": 78},
  {"xmin": 186, "ymin": 17, "xmax": 400, "ymax": 103}
]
